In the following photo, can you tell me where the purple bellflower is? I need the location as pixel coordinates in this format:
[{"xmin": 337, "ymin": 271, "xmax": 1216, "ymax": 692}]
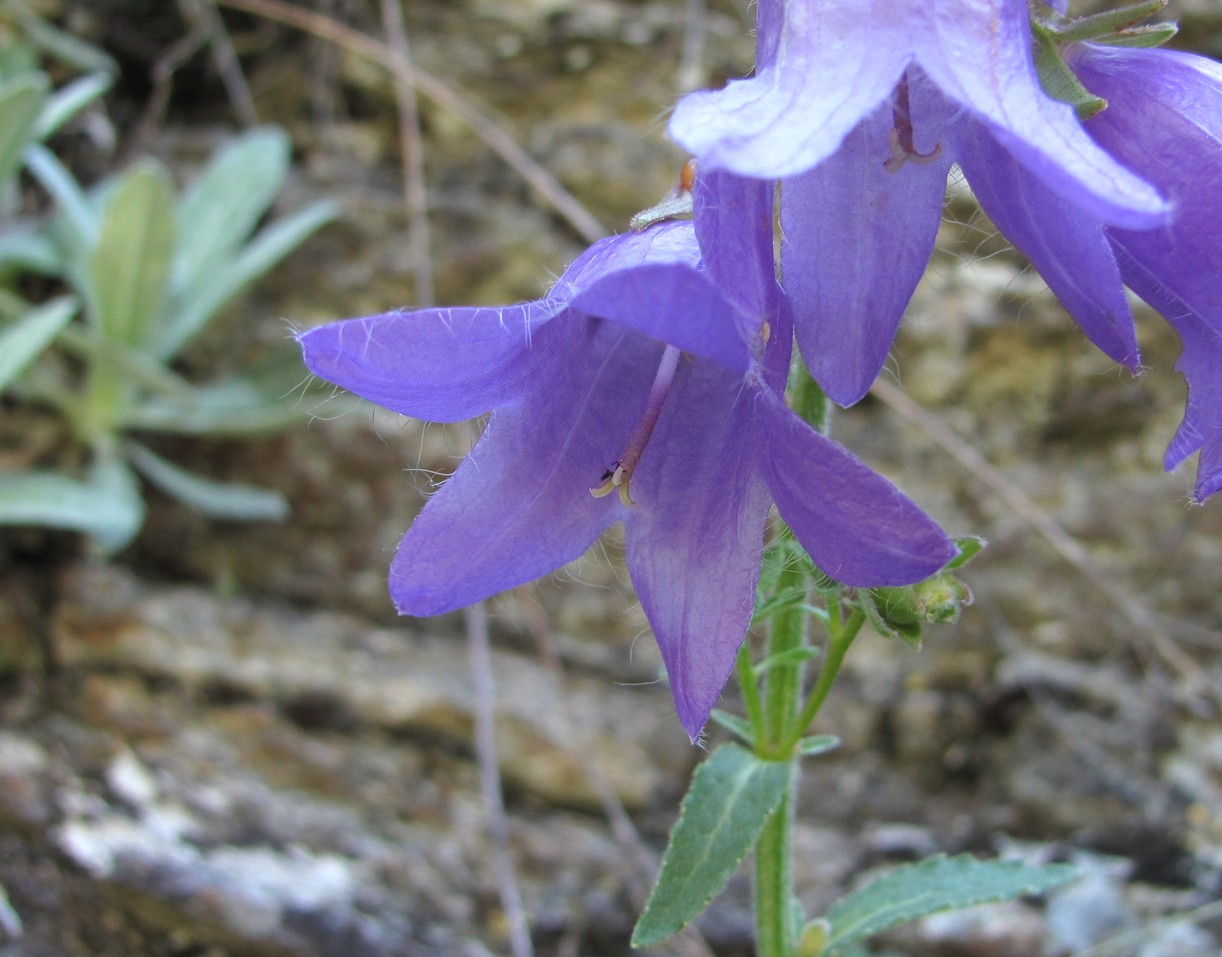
[
  {"xmin": 960, "ymin": 42, "xmax": 1222, "ymax": 502},
  {"xmin": 300, "ymin": 172, "xmax": 955, "ymax": 740},
  {"xmin": 668, "ymin": 0, "xmax": 1169, "ymax": 407}
]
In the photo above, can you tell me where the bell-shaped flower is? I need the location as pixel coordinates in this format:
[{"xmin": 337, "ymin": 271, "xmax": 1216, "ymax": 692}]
[
  {"xmin": 960, "ymin": 43, "xmax": 1222, "ymax": 502},
  {"xmin": 669, "ymin": 0, "xmax": 1168, "ymax": 406},
  {"xmin": 299, "ymin": 172, "xmax": 955, "ymax": 740}
]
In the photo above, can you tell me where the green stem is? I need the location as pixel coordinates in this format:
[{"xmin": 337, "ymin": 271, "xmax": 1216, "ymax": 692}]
[
  {"xmin": 778, "ymin": 607, "xmax": 865, "ymax": 757},
  {"xmin": 754, "ymin": 762, "xmax": 797, "ymax": 957}
]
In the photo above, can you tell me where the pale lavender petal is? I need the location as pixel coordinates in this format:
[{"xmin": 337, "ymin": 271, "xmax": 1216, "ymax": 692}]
[
  {"xmin": 390, "ymin": 318, "xmax": 656, "ymax": 614},
  {"xmin": 555, "ymin": 221, "xmax": 701, "ymax": 296},
  {"xmin": 669, "ymin": 0, "xmax": 907, "ymax": 177},
  {"xmin": 958, "ymin": 126, "xmax": 1139, "ymax": 369},
  {"xmin": 299, "ymin": 301, "xmax": 559, "ymax": 422},
  {"xmin": 781, "ymin": 98, "xmax": 950, "ymax": 406},
  {"xmin": 624, "ymin": 359, "xmax": 772, "ymax": 740},
  {"xmin": 693, "ymin": 168, "xmax": 778, "ymax": 326},
  {"xmin": 1074, "ymin": 46, "xmax": 1222, "ymax": 499},
  {"xmin": 758, "ymin": 391, "xmax": 955, "ymax": 584},
  {"xmin": 571, "ymin": 261, "xmax": 749, "ymax": 371},
  {"xmin": 916, "ymin": 1, "xmax": 1166, "ymax": 228}
]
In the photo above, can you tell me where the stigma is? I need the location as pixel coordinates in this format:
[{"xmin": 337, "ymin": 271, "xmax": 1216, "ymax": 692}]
[
  {"xmin": 590, "ymin": 344, "xmax": 683, "ymax": 505},
  {"xmin": 884, "ymin": 76, "xmax": 942, "ymax": 173}
]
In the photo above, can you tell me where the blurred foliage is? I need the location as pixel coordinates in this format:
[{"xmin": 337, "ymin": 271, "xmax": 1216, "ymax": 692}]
[{"xmin": 0, "ymin": 0, "xmax": 336, "ymax": 553}]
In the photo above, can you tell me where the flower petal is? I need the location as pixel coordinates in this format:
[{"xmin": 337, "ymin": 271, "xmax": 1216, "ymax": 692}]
[
  {"xmin": 669, "ymin": 0, "xmax": 908, "ymax": 177},
  {"xmin": 390, "ymin": 318, "xmax": 657, "ymax": 613},
  {"xmin": 571, "ymin": 261, "xmax": 750, "ymax": 371},
  {"xmin": 781, "ymin": 97, "xmax": 950, "ymax": 406},
  {"xmin": 758, "ymin": 390, "xmax": 955, "ymax": 585},
  {"xmin": 693, "ymin": 168, "xmax": 779, "ymax": 327},
  {"xmin": 917, "ymin": 1, "xmax": 1166, "ymax": 229},
  {"xmin": 958, "ymin": 125, "xmax": 1139, "ymax": 369},
  {"xmin": 624, "ymin": 360, "xmax": 772, "ymax": 741},
  {"xmin": 299, "ymin": 301, "xmax": 561, "ymax": 422}
]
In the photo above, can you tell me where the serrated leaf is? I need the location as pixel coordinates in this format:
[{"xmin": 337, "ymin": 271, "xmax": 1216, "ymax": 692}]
[
  {"xmin": 0, "ymin": 74, "xmax": 48, "ymax": 186},
  {"xmin": 172, "ymin": 127, "xmax": 290, "ymax": 291},
  {"xmin": 34, "ymin": 71, "xmax": 111, "ymax": 139},
  {"xmin": 89, "ymin": 161, "xmax": 175, "ymax": 348},
  {"xmin": 156, "ymin": 198, "xmax": 336, "ymax": 359},
  {"xmin": 632, "ymin": 745, "xmax": 792, "ymax": 947},
  {"xmin": 126, "ymin": 441, "xmax": 288, "ymax": 521},
  {"xmin": 0, "ymin": 456, "xmax": 142, "ymax": 552},
  {"xmin": 823, "ymin": 854, "xmax": 1077, "ymax": 954},
  {"xmin": 0, "ymin": 295, "xmax": 75, "ymax": 389}
]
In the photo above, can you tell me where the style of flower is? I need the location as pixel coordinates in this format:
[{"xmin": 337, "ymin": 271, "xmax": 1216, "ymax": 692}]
[
  {"xmin": 960, "ymin": 42, "xmax": 1222, "ymax": 502},
  {"xmin": 668, "ymin": 0, "xmax": 1169, "ymax": 406},
  {"xmin": 299, "ymin": 172, "xmax": 955, "ymax": 739}
]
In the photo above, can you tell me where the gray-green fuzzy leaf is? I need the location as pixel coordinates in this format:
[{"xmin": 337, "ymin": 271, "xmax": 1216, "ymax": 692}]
[
  {"xmin": 34, "ymin": 71, "xmax": 111, "ymax": 139},
  {"xmin": 0, "ymin": 74, "xmax": 48, "ymax": 186},
  {"xmin": 89, "ymin": 161, "xmax": 175, "ymax": 348},
  {"xmin": 632, "ymin": 745, "xmax": 791, "ymax": 947},
  {"xmin": 0, "ymin": 295, "xmax": 75, "ymax": 389},
  {"xmin": 126, "ymin": 441, "xmax": 288, "ymax": 521},
  {"xmin": 0, "ymin": 457, "xmax": 142, "ymax": 552},
  {"xmin": 823, "ymin": 854, "xmax": 1078, "ymax": 954}
]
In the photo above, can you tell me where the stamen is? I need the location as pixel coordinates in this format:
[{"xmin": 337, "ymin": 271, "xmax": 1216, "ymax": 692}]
[
  {"xmin": 590, "ymin": 344, "xmax": 683, "ymax": 505},
  {"xmin": 883, "ymin": 77, "xmax": 943, "ymax": 173}
]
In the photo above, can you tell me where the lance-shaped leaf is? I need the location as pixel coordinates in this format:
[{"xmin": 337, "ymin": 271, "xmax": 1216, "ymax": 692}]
[
  {"xmin": 88, "ymin": 160, "xmax": 175, "ymax": 349},
  {"xmin": 0, "ymin": 295, "xmax": 76, "ymax": 389},
  {"xmin": 632, "ymin": 744, "xmax": 792, "ymax": 947},
  {"xmin": 0, "ymin": 74, "xmax": 47, "ymax": 186},
  {"xmin": 820, "ymin": 854, "xmax": 1077, "ymax": 955},
  {"xmin": 126, "ymin": 441, "xmax": 288, "ymax": 521}
]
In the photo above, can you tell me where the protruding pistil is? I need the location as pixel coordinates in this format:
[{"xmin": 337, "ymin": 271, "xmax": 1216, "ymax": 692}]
[{"xmin": 591, "ymin": 344, "xmax": 683, "ymax": 505}]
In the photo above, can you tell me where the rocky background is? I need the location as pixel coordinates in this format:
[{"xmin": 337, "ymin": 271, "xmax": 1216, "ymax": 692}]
[{"xmin": 1, "ymin": 1, "xmax": 1221, "ymax": 955}]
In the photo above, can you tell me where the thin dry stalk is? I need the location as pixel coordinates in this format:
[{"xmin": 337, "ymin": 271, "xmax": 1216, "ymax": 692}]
[
  {"xmin": 378, "ymin": 0, "xmax": 434, "ymax": 306},
  {"xmin": 215, "ymin": 0, "xmax": 608, "ymax": 243},
  {"xmin": 193, "ymin": 0, "xmax": 260, "ymax": 126},
  {"xmin": 465, "ymin": 601, "xmax": 536, "ymax": 957}
]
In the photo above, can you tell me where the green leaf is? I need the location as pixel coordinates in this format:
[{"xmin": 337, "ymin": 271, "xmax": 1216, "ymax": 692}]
[
  {"xmin": 24, "ymin": 143, "xmax": 96, "ymax": 250},
  {"xmin": 126, "ymin": 441, "xmax": 289, "ymax": 521},
  {"xmin": 8, "ymin": 1, "xmax": 118, "ymax": 75},
  {"xmin": 797, "ymin": 735, "xmax": 839, "ymax": 757},
  {"xmin": 709, "ymin": 709, "xmax": 755, "ymax": 744},
  {"xmin": 34, "ymin": 71, "xmax": 112, "ymax": 140},
  {"xmin": 0, "ymin": 73, "xmax": 48, "ymax": 185},
  {"xmin": 753, "ymin": 645, "xmax": 821, "ymax": 678},
  {"xmin": 119, "ymin": 350, "xmax": 312, "ymax": 435},
  {"xmin": 0, "ymin": 295, "xmax": 76, "ymax": 389},
  {"xmin": 0, "ymin": 456, "xmax": 143, "ymax": 552},
  {"xmin": 1046, "ymin": 0, "xmax": 1168, "ymax": 42},
  {"xmin": 89, "ymin": 161, "xmax": 176, "ymax": 348},
  {"xmin": 0, "ymin": 224, "xmax": 63, "ymax": 274},
  {"xmin": 156, "ymin": 197, "xmax": 337, "ymax": 359},
  {"xmin": 632, "ymin": 744, "xmax": 792, "ymax": 947},
  {"xmin": 822, "ymin": 854, "xmax": 1078, "ymax": 954},
  {"xmin": 172, "ymin": 127, "xmax": 290, "ymax": 291}
]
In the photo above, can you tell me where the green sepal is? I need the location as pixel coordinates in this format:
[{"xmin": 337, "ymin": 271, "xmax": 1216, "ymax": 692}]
[
  {"xmin": 821, "ymin": 854, "xmax": 1076, "ymax": 954},
  {"xmin": 1090, "ymin": 22, "xmax": 1178, "ymax": 48},
  {"xmin": 1031, "ymin": 22, "xmax": 1107, "ymax": 120},
  {"xmin": 632, "ymin": 744, "xmax": 792, "ymax": 947},
  {"xmin": 860, "ymin": 589, "xmax": 923, "ymax": 649},
  {"xmin": 947, "ymin": 535, "xmax": 986, "ymax": 570},
  {"xmin": 1044, "ymin": 0, "xmax": 1169, "ymax": 43}
]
